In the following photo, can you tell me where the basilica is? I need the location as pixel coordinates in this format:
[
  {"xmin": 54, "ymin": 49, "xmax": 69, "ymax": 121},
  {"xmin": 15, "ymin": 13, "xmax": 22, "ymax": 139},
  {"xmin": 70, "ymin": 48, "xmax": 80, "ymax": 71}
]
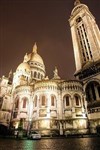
[{"xmin": 0, "ymin": 0, "xmax": 100, "ymax": 136}]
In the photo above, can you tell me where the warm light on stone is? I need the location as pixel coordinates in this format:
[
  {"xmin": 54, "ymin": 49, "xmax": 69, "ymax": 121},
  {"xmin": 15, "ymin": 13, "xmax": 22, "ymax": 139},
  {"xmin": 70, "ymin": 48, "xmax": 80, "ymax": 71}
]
[{"xmin": 0, "ymin": 0, "xmax": 100, "ymax": 136}]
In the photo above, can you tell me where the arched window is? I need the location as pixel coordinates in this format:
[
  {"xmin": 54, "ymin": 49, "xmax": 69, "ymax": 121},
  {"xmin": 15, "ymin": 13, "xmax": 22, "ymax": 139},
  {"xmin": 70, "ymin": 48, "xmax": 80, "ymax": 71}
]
[
  {"xmin": 76, "ymin": 17, "xmax": 82, "ymax": 23},
  {"xmin": 41, "ymin": 75, "xmax": 43, "ymax": 79},
  {"xmin": 34, "ymin": 71, "xmax": 37, "ymax": 78},
  {"xmin": 15, "ymin": 97, "xmax": 19, "ymax": 108},
  {"xmin": 98, "ymin": 86, "xmax": 100, "ymax": 97},
  {"xmin": 51, "ymin": 95, "xmax": 56, "ymax": 106},
  {"xmin": 74, "ymin": 95, "xmax": 80, "ymax": 106},
  {"xmin": 86, "ymin": 81, "xmax": 100, "ymax": 102},
  {"xmin": 22, "ymin": 97, "xmax": 28, "ymax": 108},
  {"xmin": 34, "ymin": 95, "xmax": 37, "ymax": 107},
  {"xmin": 0, "ymin": 97, "xmax": 3, "ymax": 109},
  {"xmin": 38, "ymin": 73, "xmax": 40, "ymax": 79},
  {"xmin": 41, "ymin": 96, "xmax": 46, "ymax": 106},
  {"xmin": 63, "ymin": 95, "xmax": 70, "ymax": 107}
]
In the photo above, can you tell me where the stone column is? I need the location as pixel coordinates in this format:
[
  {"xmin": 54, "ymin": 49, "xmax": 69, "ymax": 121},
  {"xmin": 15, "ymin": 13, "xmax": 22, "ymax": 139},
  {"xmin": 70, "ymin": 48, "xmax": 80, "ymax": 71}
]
[
  {"xmin": 89, "ymin": 86, "xmax": 94, "ymax": 101},
  {"xmin": 59, "ymin": 121, "xmax": 63, "ymax": 135},
  {"xmin": 94, "ymin": 86, "xmax": 99, "ymax": 100}
]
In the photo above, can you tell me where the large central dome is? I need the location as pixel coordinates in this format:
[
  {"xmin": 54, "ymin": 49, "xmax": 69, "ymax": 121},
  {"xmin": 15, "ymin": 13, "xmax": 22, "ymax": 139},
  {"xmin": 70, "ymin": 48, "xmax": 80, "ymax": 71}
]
[
  {"xmin": 30, "ymin": 51, "xmax": 44, "ymax": 66},
  {"xmin": 28, "ymin": 43, "xmax": 46, "ymax": 80}
]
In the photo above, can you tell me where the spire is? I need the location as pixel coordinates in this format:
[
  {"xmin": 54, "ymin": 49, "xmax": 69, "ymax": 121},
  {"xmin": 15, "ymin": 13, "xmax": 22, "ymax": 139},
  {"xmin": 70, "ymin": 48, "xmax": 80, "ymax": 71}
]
[
  {"xmin": 74, "ymin": 0, "xmax": 81, "ymax": 6},
  {"xmin": 32, "ymin": 42, "xmax": 37, "ymax": 53}
]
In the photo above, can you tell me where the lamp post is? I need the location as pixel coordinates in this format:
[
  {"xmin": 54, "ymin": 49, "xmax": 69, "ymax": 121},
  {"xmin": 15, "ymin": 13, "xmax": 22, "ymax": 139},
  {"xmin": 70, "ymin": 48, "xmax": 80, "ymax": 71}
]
[{"xmin": 27, "ymin": 118, "xmax": 32, "ymax": 136}]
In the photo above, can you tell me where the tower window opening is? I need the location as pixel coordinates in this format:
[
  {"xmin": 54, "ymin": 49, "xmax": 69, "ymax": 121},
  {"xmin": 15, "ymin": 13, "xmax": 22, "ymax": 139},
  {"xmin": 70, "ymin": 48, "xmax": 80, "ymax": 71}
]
[
  {"xmin": 82, "ymin": 23, "xmax": 93, "ymax": 59},
  {"xmin": 82, "ymin": 52, "xmax": 85, "ymax": 57},
  {"xmin": 76, "ymin": 17, "xmax": 82, "ymax": 23},
  {"xmin": 77, "ymin": 27, "xmax": 87, "ymax": 62},
  {"xmin": 77, "ymin": 22, "xmax": 93, "ymax": 63}
]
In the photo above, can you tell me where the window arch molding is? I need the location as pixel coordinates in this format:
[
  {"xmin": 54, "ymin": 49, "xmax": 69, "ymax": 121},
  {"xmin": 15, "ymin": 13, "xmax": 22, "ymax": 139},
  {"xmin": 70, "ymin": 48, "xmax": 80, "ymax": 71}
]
[
  {"xmin": 74, "ymin": 94, "xmax": 81, "ymax": 107},
  {"xmin": 34, "ymin": 95, "xmax": 38, "ymax": 107},
  {"xmin": 76, "ymin": 16, "xmax": 82, "ymax": 23},
  {"xmin": 85, "ymin": 80, "xmax": 100, "ymax": 102},
  {"xmin": 41, "ymin": 74, "xmax": 43, "ymax": 79},
  {"xmin": 40, "ymin": 95, "xmax": 47, "ymax": 106},
  {"xmin": 34, "ymin": 71, "xmax": 37, "ymax": 78},
  {"xmin": 63, "ymin": 94, "xmax": 71, "ymax": 107},
  {"xmin": 15, "ymin": 96, "xmax": 20, "ymax": 109},
  {"xmin": 38, "ymin": 72, "xmax": 40, "ymax": 79},
  {"xmin": 51, "ymin": 94, "xmax": 57, "ymax": 107},
  {"xmin": 0, "ymin": 97, "xmax": 3, "ymax": 109},
  {"xmin": 22, "ymin": 97, "xmax": 28, "ymax": 108}
]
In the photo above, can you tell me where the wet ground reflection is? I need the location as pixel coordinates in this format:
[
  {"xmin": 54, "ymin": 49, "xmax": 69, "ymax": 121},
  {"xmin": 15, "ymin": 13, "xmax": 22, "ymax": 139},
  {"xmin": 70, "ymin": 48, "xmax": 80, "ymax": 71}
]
[{"xmin": 0, "ymin": 137, "xmax": 100, "ymax": 150}]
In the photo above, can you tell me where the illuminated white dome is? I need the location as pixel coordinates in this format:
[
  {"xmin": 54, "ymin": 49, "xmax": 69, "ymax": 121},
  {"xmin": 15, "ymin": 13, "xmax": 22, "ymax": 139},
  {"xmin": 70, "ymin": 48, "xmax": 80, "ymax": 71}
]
[
  {"xmin": 17, "ymin": 62, "xmax": 31, "ymax": 72},
  {"xmin": 30, "ymin": 53, "xmax": 44, "ymax": 65},
  {"xmin": 28, "ymin": 43, "xmax": 46, "ymax": 80},
  {"xmin": 28, "ymin": 43, "xmax": 45, "ymax": 70},
  {"xmin": 29, "ymin": 43, "xmax": 44, "ymax": 66}
]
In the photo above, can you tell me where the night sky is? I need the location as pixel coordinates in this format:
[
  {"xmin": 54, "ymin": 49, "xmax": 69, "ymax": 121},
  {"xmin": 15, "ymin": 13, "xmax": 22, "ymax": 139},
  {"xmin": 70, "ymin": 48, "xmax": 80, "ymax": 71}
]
[{"xmin": 0, "ymin": 0, "xmax": 100, "ymax": 80}]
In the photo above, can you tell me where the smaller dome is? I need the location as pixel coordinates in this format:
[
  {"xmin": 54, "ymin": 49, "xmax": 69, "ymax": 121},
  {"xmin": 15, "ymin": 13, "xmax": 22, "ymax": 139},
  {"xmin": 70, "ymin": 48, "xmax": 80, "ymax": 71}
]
[
  {"xmin": 16, "ymin": 62, "xmax": 31, "ymax": 72},
  {"xmin": 24, "ymin": 53, "xmax": 30, "ymax": 62}
]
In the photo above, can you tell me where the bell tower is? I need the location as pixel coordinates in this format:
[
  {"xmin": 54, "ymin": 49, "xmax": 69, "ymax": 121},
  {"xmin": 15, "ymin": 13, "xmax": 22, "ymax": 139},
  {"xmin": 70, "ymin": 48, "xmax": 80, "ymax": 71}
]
[
  {"xmin": 69, "ymin": 0, "xmax": 100, "ymax": 134},
  {"xmin": 69, "ymin": 0, "xmax": 100, "ymax": 81}
]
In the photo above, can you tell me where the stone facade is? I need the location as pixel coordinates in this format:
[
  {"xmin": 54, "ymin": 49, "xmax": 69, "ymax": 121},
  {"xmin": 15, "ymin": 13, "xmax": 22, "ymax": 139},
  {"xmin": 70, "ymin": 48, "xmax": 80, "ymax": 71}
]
[
  {"xmin": 0, "ymin": 43, "xmax": 88, "ymax": 136},
  {"xmin": 69, "ymin": 0, "xmax": 100, "ymax": 134},
  {"xmin": 0, "ymin": 0, "xmax": 100, "ymax": 136}
]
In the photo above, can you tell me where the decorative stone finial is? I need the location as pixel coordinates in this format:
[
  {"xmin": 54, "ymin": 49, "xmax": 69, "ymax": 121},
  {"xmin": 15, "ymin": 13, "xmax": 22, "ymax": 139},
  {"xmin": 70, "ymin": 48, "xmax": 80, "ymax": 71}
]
[
  {"xmin": 45, "ymin": 76, "xmax": 49, "ymax": 80},
  {"xmin": 24, "ymin": 53, "xmax": 29, "ymax": 62},
  {"xmin": 74, "ymin": 0, "xmax": 81, "ymax": 6},
  {"xmin": 53, "ymin": 66, "xmax": 60, "ymax": 79},
  {"xmin": 33, "ymin": 42, "xmax": 37, "ymax": 53},
  {"xmin": 8, "ymin": 70, "xmax": 12, "ymax": 79}
]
